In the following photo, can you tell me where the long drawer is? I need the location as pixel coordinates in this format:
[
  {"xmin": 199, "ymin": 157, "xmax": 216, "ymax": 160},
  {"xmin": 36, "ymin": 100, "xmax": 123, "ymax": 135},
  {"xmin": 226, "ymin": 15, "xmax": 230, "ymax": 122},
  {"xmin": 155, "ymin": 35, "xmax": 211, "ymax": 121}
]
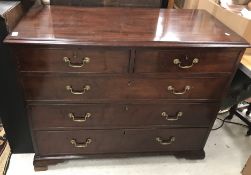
[
  {"xmin": 29, "ymin": 103, "xmax": 218, "ymax": 130},
  {"xmin": 34, "ymin": 128, "xmax": 207, "ymax": 156},
  {"xmin": 22, "ymin": 75, "xmax": 228, "ymax": 101},
  {"xmin": 134, "ymin": 48, "xmax": 240, "ymax": 73},
  {"xmin": 15, "ymin": 47, "xmax": 130, "ymax": 73}
]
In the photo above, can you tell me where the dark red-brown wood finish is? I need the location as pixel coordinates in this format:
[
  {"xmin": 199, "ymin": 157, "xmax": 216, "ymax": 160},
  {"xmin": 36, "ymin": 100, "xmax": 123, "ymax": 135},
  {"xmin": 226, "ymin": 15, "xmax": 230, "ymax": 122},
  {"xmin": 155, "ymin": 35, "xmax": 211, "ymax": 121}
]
[
  {"xmin": 4, "ymin": 5, "xmax": 250, "ymax": 171},
  {"xmin": 35, "ymin": 128, "xmax": 208, "ymax": 156},
  {"xmin": 28, "ymin": 103, "xmax": 219, "ymax": 130},
  {"xmin": 50, "ymin": 0, "xmax": 163, "ymax": 8},
  {"xmin": 4, "ymin": 6, "xmax": 249, "ymax": 47}
]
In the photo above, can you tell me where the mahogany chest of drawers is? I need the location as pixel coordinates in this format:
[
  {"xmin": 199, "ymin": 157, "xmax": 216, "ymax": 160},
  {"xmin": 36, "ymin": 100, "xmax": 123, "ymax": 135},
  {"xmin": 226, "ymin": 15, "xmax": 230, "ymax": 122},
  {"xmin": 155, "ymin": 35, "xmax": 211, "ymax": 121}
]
[{"xmin": 4, "ymin": 5, "xmax": 250, "ymax": 171}]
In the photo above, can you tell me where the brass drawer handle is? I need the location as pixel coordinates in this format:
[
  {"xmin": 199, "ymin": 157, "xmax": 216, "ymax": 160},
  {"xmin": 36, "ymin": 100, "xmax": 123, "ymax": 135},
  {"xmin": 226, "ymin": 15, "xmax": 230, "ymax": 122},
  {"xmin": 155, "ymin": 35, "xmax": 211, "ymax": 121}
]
[
  {"xmin": 68, "ymin": 112, "xmax": 91, "ymax": 122},
  {"xmin": 71, "ymin": 138, "xmax": 92, "ymax": 148},
  {"xmin": 63, "ymin": 57, "xmax": 90, "ymax": 68},
  {"xmin": 167, "ymin": 85, "xmax": 190, "ymax": 95},
  {"xmin": 156, "ymin": 136, "xmax": 175, "ymax": 145},
  {"xmin": 66, "ymin": 85, "xmax": 91, "ymax": 95},
  {"xmin": 161, "ymin": 111, "xmax": 183, "ymax": 121},
  {"xmin": 173, "ymin": 58, "xmax": 199, "ymax": 69}
]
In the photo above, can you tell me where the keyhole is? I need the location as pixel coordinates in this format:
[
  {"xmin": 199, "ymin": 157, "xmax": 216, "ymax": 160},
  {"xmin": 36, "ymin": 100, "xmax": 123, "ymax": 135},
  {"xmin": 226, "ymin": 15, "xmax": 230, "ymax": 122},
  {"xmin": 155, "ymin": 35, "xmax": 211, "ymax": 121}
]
[
  {"xmin": 125, "ymin": 105, "xmax": 129, "ymax": 111},
  {"xmin": 128, "ymin": 81, "xmax": 133, "ymax": 87},
  {"xmin": 73, "ymin": 52, "xmax": 77, "ymax": 59},
  {"xmin": 123, "ymin": 131, "xmax": 126, "ymax": 135}
]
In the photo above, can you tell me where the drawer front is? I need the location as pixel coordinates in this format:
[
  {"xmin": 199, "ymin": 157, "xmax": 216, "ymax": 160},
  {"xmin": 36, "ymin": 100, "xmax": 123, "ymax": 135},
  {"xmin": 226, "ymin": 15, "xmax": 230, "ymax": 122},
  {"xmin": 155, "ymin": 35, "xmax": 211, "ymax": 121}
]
[
  {"xmin": 23, "ymin": 75, "xmax": 228, "ymax": 101},
  {"xmin": 16, "ymin": 47, "xmax": 130, "ymax": 73},
  {"xmin": 29, "ymin": 103, "xmax": 218, "ymax": 130},
  {"xmin": 35, "ymin": 128, "xmax": 207, "ymax": 156},
  {"xmin": 134, "ymin": 48, "xmax": 240, "ymax": 73}
]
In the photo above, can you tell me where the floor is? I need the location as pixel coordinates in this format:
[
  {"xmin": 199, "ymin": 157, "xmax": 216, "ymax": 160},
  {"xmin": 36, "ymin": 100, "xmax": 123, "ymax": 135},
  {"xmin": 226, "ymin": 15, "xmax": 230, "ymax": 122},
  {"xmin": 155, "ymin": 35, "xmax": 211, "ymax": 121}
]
[{"xmin": 6, "ymin": 114, "xmax": 251, "ymax": 175}]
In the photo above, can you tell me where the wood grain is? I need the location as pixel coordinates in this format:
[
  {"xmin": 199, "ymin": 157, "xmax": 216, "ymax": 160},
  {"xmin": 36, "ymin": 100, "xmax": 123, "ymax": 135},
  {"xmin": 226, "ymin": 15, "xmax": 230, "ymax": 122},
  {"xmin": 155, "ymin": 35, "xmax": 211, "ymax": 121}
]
[
  {"xmin": 29, "ymin": 103, "xmax": 218, "ymax": 130},
  {"xmin": 4, "ymin": 6, "xmax": 250, "ymax": 47},
  {"xmin": 15, "ymin": 46, "xmax": 130, "ymax": 73},
  {"xmin": 22, "ymin": 75, "xmax": 229, "ymax": 101},
  {"xmin": 135, "ymin": 48, "xmax": 241, "ymax": 73},
  {"xmin": 50, "ymin": 0, "xmax": 162, "ymax": 8},
  {"xmin": 34, "ymin": 128, "xmax": 208, "ymax": 156}
]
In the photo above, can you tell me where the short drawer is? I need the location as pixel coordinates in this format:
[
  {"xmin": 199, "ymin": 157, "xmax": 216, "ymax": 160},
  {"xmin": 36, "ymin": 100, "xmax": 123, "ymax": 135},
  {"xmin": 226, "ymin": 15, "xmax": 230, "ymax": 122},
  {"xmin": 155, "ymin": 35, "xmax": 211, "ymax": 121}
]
[
  {"xmin": 15, "ymin": 47, "xmax": 130, "ymax": 73},
  {"xmin": 134, "ymin": 48, "xmax": 241, "ymax": 73},
  {"xmin": 29, "ymin": 103, "xmax": 218, "ymax": 130},
  {"xmin": 35, "ymin": 128, "xmax": 207, "ymax": 156},
  {"xmin": 23, "ymin": 75, "xmax": 228, "ymax": 101}
]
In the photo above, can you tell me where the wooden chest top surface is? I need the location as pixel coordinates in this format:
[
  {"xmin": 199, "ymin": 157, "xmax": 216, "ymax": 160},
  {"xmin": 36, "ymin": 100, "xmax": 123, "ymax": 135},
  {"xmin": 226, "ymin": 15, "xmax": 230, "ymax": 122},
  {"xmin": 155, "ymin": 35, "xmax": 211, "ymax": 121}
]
[{"xmin": 4, "ymin": 5, "xmax": 250, "ymax": 47}]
